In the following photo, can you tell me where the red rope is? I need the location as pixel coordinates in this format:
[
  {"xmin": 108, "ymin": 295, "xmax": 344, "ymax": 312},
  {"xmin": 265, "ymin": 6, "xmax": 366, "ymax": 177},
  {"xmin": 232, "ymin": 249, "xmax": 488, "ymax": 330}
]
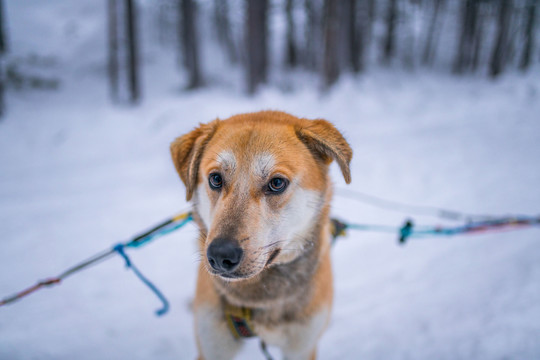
[{"xmin": 0, "ymin": 278, "xmax": 61, "ymax": 306}]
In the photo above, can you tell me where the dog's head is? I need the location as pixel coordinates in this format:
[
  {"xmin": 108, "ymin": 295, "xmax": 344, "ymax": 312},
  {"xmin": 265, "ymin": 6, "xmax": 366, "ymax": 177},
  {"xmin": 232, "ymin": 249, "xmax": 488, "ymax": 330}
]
[{"xmin": 171, "ymin": 111, "xmax": 352, "ymax": 281}]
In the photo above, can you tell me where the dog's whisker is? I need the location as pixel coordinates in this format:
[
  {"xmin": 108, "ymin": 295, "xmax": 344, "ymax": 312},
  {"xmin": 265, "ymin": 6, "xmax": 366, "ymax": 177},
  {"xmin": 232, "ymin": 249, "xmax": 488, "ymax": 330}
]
[{"xmin": 259, "ymin": 240, "xmax": 287, "ymax": 250}]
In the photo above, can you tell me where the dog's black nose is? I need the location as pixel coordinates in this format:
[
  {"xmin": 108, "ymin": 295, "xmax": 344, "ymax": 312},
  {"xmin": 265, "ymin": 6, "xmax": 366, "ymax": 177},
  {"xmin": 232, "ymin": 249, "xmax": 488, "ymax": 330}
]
[{"xmin": 207, "ymin": 238, "xmax": 243, "ymax": 273}]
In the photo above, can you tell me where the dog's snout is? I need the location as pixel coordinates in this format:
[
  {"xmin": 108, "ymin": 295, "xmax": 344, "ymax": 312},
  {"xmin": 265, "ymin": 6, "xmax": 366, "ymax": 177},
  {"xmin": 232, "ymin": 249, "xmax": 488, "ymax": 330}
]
[{"xmin": 207, "ymin": 238, "xmax": 243, "ymax": 273}]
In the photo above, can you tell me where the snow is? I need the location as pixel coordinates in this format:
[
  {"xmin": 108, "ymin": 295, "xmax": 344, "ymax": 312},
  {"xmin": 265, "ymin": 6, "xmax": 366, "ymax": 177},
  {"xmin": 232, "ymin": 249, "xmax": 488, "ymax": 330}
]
[{"xmin": 2, "ymin": 1, "xmax": 540, "ymax": 359}]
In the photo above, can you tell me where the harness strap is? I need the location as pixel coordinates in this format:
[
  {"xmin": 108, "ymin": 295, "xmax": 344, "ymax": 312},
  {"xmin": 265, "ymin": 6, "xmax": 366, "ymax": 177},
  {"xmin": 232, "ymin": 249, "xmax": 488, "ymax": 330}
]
[
  {"xmin": 330, "ymin": 218, "xmax": 348, "ymax": 243},
  {"xmin": 224, "ymin": 303, "xmax": 256, "ymax": 339},
  {"xmin": 224, "ymin": 303, "xmax": 276, "ymax": 359},
  {"xmin": 260, "ymin": 340, "xmax": 274, "ymax": 360}
]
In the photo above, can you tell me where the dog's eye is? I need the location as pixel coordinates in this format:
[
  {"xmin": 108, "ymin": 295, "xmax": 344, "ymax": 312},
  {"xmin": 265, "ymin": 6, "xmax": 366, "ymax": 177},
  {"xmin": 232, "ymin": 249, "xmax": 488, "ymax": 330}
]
[
  {"xmin": 267, "ymin": 177, "xmax": 288, "ymax": 193},
  {"xmin": 209, "ymin": 173, "xmax": 223, "ymax": 190}
]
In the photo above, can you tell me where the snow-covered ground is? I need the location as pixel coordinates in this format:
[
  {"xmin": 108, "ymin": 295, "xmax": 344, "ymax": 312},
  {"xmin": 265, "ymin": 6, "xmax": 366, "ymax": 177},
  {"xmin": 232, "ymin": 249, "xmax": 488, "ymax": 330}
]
[{"xmin": 2, "ymin": 1, "xmax": 540, "ymax": 360}]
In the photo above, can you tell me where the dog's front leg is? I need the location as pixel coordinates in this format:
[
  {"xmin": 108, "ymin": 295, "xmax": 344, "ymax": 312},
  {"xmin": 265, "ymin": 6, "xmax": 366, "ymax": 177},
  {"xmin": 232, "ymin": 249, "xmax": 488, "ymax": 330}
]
[
  {"xmin": 272, "ymin": 306, "xmax": 331, "ymax": 360},
  {"xmin": 193, "ymin": 265, "xmax": 242, "ymax": 360},
  {"xmin": 194, "ymin": 304, "xmax": 242, "ymax": 360},
  {"xmin": 281, "ymin": 348, "xmax": 317, "ymax": 360}
]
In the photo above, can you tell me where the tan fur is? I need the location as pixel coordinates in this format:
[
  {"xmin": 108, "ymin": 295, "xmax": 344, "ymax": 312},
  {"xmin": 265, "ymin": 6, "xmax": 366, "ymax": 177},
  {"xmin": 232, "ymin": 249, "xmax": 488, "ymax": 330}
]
[{"xmin": 171, "ymin": 111, "xmax": 352, "ymax": 360}]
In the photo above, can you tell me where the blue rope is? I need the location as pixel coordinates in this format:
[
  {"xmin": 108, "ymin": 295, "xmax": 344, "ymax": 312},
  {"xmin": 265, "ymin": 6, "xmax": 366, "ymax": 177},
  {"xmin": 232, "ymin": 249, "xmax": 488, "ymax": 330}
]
[
  {"xmin": 126, "ymin": 215, "xmax": 193, "ymax": 249},
  {"xmin": 343, "ymin": 215, "xmax": 540, "ymax": 244},
  {"xmin": 111, "ymin": 214, "xmax": 192, "ymax": 316},
  {"xmin": 113, "ymin": 243, "xmax": 170, "ymax": 316}
]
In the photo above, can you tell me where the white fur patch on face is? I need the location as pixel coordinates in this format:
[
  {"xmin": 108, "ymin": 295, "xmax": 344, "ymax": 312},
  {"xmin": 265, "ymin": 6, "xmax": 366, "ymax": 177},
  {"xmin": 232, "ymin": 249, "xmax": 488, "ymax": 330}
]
[
  {"xmin": 216, "ymin": 150, "xmax": 236, "ymax": 172},
  {"xmin": 197, "ymin": 150, "xmax": 237, "ymax": 229},
  {"xmin": 197, "ymin": 185, "xmax": 212, "ymax": 229},
  {"xmin": 252, "ymin": 152, "xmax": 275, "ymax": 178},
  {"xmin": 274, "ymin": 187, "xmax": 323, "ymax": 262}
]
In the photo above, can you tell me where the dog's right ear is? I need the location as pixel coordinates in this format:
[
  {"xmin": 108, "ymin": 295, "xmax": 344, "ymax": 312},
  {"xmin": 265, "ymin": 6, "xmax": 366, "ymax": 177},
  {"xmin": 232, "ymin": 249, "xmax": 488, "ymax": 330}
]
[
  {"xmin": 170, "ymin": 120, "xmax": 219, "ymax": 201},
  {"xmin": 295, "ymin": 119, "xmax": 353, "ymax": 184}
]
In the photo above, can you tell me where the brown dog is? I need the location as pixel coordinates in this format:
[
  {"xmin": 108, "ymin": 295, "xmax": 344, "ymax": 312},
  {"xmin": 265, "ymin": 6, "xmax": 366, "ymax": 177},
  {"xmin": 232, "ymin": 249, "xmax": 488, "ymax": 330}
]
[{"xmin": 170, "ymin": 111, "xmax": 352, "ymax": 359}]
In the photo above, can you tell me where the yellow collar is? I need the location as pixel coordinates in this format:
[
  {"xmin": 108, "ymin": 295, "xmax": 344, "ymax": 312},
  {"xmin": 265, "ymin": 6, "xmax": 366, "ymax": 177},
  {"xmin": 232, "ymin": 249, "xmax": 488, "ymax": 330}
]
[{"xmin": 224, "ymin": 303, "xmax": 256, "ymax": 339}]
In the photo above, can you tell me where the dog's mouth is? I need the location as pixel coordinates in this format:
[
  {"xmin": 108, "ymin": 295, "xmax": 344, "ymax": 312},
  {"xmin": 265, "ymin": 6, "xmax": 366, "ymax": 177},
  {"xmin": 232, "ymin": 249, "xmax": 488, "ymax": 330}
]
[
  {"xmin": 218, "ymin": 272, "xmax": 246, "ymax": 280},
  {"xmin": 207, "ymin": 248, "xmax": 282, "ymax": 281},
  {"xmin": 266, "ymin": 248, "xmax": 281, "ymax": 266},
  {"xmin": 209, "ymin": 269, "xmax": 252, "ymax": 282},
  {"xmin": 205, "ymin": 260, "xmax": 252, "ymax": 281}
]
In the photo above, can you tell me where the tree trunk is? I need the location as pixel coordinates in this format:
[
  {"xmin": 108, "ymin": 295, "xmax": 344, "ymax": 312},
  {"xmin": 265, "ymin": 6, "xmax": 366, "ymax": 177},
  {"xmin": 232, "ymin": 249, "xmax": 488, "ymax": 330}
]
[
  {"xmin": 125, "ymin": 0, "xmax": 140, "ymax": 102},
  {"xmin": 107, "ymin": 0, "xmax": 140, "ymax": 104},
  {"xmin": 422, "ymin": 0, "xmax": 444, "ymax": 66},
  {"xmin": 285, "ymin": 0, "xmax": 298, "ymax": 67},
  {"xmin": 0, "ymin": 0, "xmax": 7, "ymax": 117},
  {"xmin": 382, "ymin": 0, "xmax": 397, "ymax": 65},
  {"xmin": 214, "ymin": 0, "xmax": 237, "ymax": 64},
  {"xmin": 108, "ymin": 0, "xmax": 120, "ymax": 102},
  {"xmin": 346, "ymin": 0, "xmax": 361, "ymax": 73},
  {"xmin": 180, "ymin": 0, "xmax": 202, "ymax": 89},
  {"xmin": 489, "ymin": 0, "xmax": 512, "ymax": 77},
  {"xmin": 453, "ymin": 0, "xmax": 480, "ymax": 73},
  {"xmin": 402, "ymin": 0, "xmax": 418, "ymax": 70},
  {"xmin": 0, "ymin": 57, "xmax": 4, "ymax": 117},
  {"xmin": 322, "ymin": 0, "xmax": 341, "ymax": 89},
  {"xmin": 0, "ymin": 0, "xmax": 6, "ymax": 54},
  {"xmin": 519, "ymin": 0, "xmax": 536, "ymax": 70},
  {"xmin": 358, "ymin": 0, "xmax": 375, "ymax": 71},
  {"xmin": 470, "ymin": 1, "xmax": 485, "ymax": 72},
  {"xmin": 246, "ymin": 0, "xmax": 269, "ymax": 94},
  {"xmin": 304, "ymin": 0, "xmax": 322, "ymax": 70}
]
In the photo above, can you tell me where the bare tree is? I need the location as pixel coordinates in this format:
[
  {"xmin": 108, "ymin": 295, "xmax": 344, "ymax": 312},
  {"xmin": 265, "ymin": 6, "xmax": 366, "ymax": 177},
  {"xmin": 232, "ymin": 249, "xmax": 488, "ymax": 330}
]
[
  {"xmin": 345, "ymin": 0, "xmax": 361, "ymax": 72},
  {"xmin": 214, "ymin": 0, "xmax": 237, "ymax": 64},
  {"xmin": 0, "ymin": 0, "xmax": 7, "ymax": 117},
  {"xmin": 453, "ymin": 0, "xmax": 480, "ymax": 73},
  {"xmin": 179, "ymin": 0, "xmax": 202, "ymax": 89},
  {"xmin": 402, "ymin": 0, "xmax": 419, "ymax": 69},
  {"xmin": 357, "ymin": 0, "xmax": 375, "ymax": 71},
  {"xmin": 382, "ymin": 0, "xmax": 398, "ymax": 65},
  {"xmin": 0, "ymin": 0, "xmax": 6, "ymax": 55},
  {"xmin": 125, "ymin": 0, "xmax": 140, "ymax": 102},
  {"xmin": 422, "ymin": 0, "xmax": 445, "ymax": 66},
  {"xmin": 473, "ymin": 2, "xmax": 492, "ymax": 72},
  {"xmin": 107, "ymin": 0, "xmax": 140, "ymax": 104},
  {"xmin": 109, "ymin": 0, "xmax": 538, "ymax": 97},
  {"xmin": 322, "ymin": 0, "xmax": 341, "ymax": 88},
  {"xmin": 246, "ymin": 0, "xmax": 269, "ymax": 94},
  {"xmin": 490, "ymin": 0, "xmax": 512, "ymax": 77},
  {"xmin": 519, "ymin": 0, "xmax": 537, "ymax": 70},
  {"xmin": 285, "ymin": 0, "xmax": 298, "ymax": 67},
  {"xmin": 108, "ymin": 0, "xmax": 119, "ymax": 102},
  {"xmin": 304, "ymin": 0, "xmax": 323, "ymax": 70}
]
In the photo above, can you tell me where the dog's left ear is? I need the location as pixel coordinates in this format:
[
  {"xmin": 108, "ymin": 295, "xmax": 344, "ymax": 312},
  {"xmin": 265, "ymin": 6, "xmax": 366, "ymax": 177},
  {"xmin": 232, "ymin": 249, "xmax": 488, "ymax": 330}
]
[
  {"xmin": 296, "ymin": 119, "xmax": 353, "ymax": 184},
  {"xmin": 170, "ymin": 120, "xmax": 219, "ymax": 201}
]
